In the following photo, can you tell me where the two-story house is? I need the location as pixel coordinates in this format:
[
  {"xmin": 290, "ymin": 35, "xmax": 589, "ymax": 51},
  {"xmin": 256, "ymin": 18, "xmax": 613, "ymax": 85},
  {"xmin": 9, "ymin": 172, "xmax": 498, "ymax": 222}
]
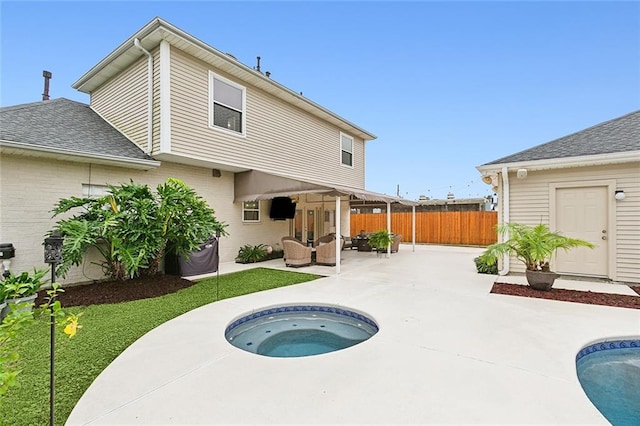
[{"xmin": 0, "ymin": 17, "xmax": 411, "ymax": 284}]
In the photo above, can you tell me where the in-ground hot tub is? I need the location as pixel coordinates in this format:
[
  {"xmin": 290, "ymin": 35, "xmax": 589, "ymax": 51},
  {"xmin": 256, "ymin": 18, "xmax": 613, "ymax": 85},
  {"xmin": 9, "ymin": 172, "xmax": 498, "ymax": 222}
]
[
  {"xmin": 576, "ymin": 338, "xmax": 640, "ymax": 425},
  {"xmin": 225, "ymin": 304, "xmax": 379, "ymax": 358}
]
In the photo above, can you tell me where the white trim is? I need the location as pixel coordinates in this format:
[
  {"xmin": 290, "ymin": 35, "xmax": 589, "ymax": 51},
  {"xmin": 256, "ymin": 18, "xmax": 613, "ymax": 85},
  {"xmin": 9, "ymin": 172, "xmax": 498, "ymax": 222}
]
[
  {"xmin": 549, "ymin": 179, "xmax": 617, "ymax": 281},
  {"xmin": 0, "ymin": 140, "xmax": 161, "ymax": 170},
  {"xmin": 208, "ymin": 71, "xmax": 247, "ymax": 138},
  {"xmin": 340, "ymin": 132, "xmax": 354, "ymax": 168},
  {"xmin": 242, "ymin": 200, "xmax": 261, "ymax": 223},
  {"xmin": 477, "ymin": 150, "xmax": 640, "ymax": 175},
  {"xmin": 160, "ymin": 40, "xmax": 172, "ymax": 153},
  {"xmin": 498, "ymin": 167, "xmax": 510, "ymax": 275}
]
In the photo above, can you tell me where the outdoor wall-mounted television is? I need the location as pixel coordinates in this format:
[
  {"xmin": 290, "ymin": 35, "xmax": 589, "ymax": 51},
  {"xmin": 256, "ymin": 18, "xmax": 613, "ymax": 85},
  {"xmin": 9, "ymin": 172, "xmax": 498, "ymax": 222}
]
[{"xmin": 269, "ymin": 197, "xmax": 296, "ymax": 220}]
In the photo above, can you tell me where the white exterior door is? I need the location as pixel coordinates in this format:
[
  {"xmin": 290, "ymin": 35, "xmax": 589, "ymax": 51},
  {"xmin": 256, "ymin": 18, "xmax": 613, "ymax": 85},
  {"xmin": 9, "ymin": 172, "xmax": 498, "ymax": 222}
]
[{"xmin": 555, "ymin": 186, "xmax": 608, "ymax": 277}]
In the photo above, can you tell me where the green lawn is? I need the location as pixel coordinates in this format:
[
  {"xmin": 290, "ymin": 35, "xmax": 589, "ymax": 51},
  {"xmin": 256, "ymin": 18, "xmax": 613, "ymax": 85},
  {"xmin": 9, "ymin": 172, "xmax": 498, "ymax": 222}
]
[{"xmin": 0, "ymin": 268, "xmax": 320, "ymax": 425}]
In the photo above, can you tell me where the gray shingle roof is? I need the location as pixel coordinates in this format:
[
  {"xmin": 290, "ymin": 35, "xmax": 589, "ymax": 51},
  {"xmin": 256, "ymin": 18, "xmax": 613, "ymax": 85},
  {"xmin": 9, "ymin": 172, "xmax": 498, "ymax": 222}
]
[
  {"xmin": 0, "ymin": 98, "xmax": 154, "ymax": 161},
  {"xmin": 483, "ymin": 110, "xmax": 640, "ymax": 166}
]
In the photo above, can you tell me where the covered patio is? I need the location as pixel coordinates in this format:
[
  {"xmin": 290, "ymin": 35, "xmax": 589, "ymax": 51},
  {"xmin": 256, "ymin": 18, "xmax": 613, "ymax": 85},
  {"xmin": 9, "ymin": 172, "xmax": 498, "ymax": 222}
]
[{"xmin": 234, "ymin": 169, "xmax": 419, "ymax": 273}]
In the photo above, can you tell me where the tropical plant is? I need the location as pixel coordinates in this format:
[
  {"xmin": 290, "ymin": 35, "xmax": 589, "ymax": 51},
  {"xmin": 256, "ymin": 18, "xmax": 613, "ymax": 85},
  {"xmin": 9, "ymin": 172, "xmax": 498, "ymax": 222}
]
[
  {"xmin": 368, "ymin": 230, "xmax": 394, "ymax": 252},
  {"xmin": 479, "ymin": 223, "xmax": 595, "ymax": 272},
  {"xmin": 236, "ymin": 244, "xmax": 268, "ymax": 263},
  {"xmin": 474, "ymin": 256, "xmax": 498, "ymax": 275},
  {"xmin": 0, "ymin": 268, "xmax": 48, "ymax": 299},
  {"xmin": 52, "ymin": 178, "xmax": 226, "ymax": 281}
]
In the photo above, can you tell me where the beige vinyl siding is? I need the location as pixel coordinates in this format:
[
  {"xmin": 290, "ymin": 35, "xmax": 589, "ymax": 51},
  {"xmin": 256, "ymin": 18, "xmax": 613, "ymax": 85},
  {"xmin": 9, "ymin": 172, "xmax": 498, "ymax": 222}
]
[
  {"xmin": 169, "ymin": 48, "xmax": 366, "ymax": 188},
  {"xmin": 91, "ymin": 56, "xmax": 150, "ymax": 151},
  {"xmin": 0, "ymin": 154, "xmax": 288, "ymax": 285},
  {"xmin": 506, "ymin": 162, "xmax": 640, "ymax": 283}
]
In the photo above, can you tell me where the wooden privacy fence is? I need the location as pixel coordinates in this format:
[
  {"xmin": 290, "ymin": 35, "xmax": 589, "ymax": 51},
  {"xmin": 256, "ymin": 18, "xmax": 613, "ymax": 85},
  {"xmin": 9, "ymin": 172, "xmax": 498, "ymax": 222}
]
[{"xmin": 350, "ymin": 211, "xmax": 498, "ymax": 246}]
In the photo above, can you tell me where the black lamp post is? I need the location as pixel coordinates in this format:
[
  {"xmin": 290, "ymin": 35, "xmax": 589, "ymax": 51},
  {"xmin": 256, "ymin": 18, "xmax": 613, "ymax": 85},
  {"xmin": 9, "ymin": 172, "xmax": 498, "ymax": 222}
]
[{"xmin": 44, "ymin": 230, "xmax": 64, "ymax": 426}]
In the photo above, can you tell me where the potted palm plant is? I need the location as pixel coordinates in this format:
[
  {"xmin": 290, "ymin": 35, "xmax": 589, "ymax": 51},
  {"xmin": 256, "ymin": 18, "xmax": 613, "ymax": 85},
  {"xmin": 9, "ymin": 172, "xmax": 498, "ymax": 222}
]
[
  {"xmin": 368, "ymin": 230, "xmax": 394, "ymax": 256},
  {"xmin": 479, "ymin": 223, "xmax": 595, "ymax": 291}
]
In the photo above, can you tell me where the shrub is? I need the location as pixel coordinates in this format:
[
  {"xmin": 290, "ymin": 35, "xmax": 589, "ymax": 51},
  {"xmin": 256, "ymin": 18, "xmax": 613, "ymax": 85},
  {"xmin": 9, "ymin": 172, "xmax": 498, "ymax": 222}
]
[
  {"xmin": 1, "ymin": 269, "xmax": 49, "ymax": 299},
  {"xmin": 52, "ymin": 178, "xmax": 226, "ymax": 281},
  {"xmin": 265, "ymin": 249, "xmax": 284, "ymax": 260},
  {"xmin": 236, "ymin": 244, "xmax": 268, "ymax": 263},
  {"xmin": 474, "ymin": 256, "xmax": 498, "ymax": 275}
]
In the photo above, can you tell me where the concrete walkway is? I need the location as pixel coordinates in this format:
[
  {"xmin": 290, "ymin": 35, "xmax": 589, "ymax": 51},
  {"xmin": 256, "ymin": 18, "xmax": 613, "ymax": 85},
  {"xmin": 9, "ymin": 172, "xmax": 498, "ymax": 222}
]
[{"xmin": 67, "ymin": 245, "xmax": 640, "ymax": 425}]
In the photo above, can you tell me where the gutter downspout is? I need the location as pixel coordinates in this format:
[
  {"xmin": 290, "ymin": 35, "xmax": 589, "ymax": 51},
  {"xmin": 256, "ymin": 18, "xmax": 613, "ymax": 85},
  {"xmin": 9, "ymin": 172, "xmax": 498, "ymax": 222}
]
[
  {"xmin": 499, "ymin": 166, "xmax": 510, "ymax": 275},
  {"xmin": 134, "ymin": 38, "xmax": 153, "ymax": 154}
]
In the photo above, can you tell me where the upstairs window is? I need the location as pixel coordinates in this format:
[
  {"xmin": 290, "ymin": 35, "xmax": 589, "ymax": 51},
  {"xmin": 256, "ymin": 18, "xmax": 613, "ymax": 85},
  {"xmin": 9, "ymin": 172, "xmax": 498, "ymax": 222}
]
[
  {"xmin": 341, "ymin": 133, "xmax": 354, "ymax": 167},
  {"xmin": 242, "ymin": 201, "xmax": 260, "ymax": 222},
  {"xmin": 210, "ymin": 72, "xmax": 245, "ymax": 135}
]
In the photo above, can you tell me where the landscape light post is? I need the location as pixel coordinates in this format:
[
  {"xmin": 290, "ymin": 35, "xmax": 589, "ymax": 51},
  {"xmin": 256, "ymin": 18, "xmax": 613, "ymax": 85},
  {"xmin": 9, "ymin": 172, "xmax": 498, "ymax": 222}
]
[{"xmin": 44, "ymin": 231, "xmax": 64, "ymax": 426}]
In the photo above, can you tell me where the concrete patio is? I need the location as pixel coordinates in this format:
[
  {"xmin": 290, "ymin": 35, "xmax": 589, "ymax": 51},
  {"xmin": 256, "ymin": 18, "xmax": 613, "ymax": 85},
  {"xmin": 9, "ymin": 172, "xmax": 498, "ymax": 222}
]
[{"xmin": 67, "ymin": 245, "xmax": 639, "ymax": 425}]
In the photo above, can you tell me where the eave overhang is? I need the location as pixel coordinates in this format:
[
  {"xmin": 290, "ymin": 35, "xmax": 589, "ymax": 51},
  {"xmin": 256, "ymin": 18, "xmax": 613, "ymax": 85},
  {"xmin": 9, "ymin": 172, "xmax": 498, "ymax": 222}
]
[
  {"xmin": 0, "ymin": 140, "xmax": 161, "ymax": 170},
  {"xmin": 72, "ymin": 17, "xmax": 376, "ymax": 142},
  {"xmin": 477, "ymin": 150, "xmax": 640, "ymax": 176},
  {"xmin": 235, "ymin": 170, "xmax": 418, "ymax": 206}
]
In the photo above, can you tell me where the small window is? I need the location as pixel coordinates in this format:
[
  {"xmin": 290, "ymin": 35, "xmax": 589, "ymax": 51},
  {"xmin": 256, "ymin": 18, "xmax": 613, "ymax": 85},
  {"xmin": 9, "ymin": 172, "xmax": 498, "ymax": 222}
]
[
  {"xmin": 341, "ymin": 133, "xmax": 353, "ymax": 167},
  {"xmin": 242, "ymin": 201, "xmax": 260, "ymax": 222},
  {"xmin": 210, "ymin": 72, "xmax": 245, "ymax": 134},
  {"xmin": 82, "ymin": 184, "xmax": 110, "ymax": 198}
]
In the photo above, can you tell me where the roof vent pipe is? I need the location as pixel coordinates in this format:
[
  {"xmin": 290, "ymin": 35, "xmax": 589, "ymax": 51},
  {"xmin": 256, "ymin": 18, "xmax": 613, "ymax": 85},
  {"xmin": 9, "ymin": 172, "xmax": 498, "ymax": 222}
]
[
  {"xmin": 134, "ymin": 38, "xmax": 153, "ymax": 154},
  {"xmin": 42, "ymin": 70, "xmax": 52, "ymax": 101},
  {"xmin": 256, "ymin": 56, "xmax": 261, "ymax": 73}
]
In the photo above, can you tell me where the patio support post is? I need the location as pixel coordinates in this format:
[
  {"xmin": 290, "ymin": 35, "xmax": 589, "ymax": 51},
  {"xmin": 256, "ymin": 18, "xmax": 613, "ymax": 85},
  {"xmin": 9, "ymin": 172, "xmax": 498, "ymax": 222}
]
[
  {"xmin": 412, "ymin": 205, "xmax": 416, "ymax": 252},
  {"xmin": 387, "ymin": 202, "xmax": 391, "ymax": 257},
  {"xmin": 335, "ymin": 195, "xmax": 341, "ymax": 274}
]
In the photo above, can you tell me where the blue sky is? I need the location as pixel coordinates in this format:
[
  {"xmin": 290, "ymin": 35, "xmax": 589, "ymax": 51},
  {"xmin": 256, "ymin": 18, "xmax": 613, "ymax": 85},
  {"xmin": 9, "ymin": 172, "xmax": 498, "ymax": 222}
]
[{"xmin": 1, "ymin": 1, "xmax": 638, "ymax": 200}]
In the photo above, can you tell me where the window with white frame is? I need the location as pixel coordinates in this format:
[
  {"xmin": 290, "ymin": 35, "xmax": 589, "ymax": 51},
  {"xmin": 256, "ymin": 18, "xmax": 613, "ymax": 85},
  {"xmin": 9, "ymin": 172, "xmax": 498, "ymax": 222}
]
[
  {"xmin": 210, "ymin": 72, "xmax": 245, "ymax": 134},
  {"xmin": 82, "ymin": 184, "xmax": 110, "ymax": 198},
  {"xmin": 242, "ymin": 200, "xmax": 260, "ymax": 222},
  {"xmin": 340, "ymin": 133, "xmax": 353, "ymax": 167}
]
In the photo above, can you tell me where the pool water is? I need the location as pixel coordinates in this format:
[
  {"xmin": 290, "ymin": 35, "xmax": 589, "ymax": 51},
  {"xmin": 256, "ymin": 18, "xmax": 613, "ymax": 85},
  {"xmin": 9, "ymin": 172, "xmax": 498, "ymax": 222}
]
[
  {"xmin": 576, "ymin": 339, "xmax": 640, "ymax": 426},
  {"xmin": 225, "ymin": 305, "xmax": 379, "ymax": 358}
]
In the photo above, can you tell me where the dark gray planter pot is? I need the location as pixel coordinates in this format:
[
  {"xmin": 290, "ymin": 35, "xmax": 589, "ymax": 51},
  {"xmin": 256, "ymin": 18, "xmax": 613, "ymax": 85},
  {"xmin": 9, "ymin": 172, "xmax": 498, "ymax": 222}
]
[
  {"xmin": 525, "ymin": 270, "xmax": 559, "ymax": 291},
  {"xmin": 2, "ymin": 293, "xmax": 38, "ymax": 318}
]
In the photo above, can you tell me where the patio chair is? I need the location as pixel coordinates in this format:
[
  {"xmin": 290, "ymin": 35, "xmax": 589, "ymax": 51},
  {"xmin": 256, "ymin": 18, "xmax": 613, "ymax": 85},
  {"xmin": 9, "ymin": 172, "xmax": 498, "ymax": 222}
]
[
  {"xmin": 281, "ymin": 237, "xmax": 312, "ymax": 267},
  {"xmin": 313, "ymin": 234, "xmax": 334, "ymax": 247},
  {"xmin": 391, "ymin": 234, "xmax": 402, "ymax": 253},
  {"xmin": 316, "ymin": 235, "xmax": 344, "ymax": 266}
]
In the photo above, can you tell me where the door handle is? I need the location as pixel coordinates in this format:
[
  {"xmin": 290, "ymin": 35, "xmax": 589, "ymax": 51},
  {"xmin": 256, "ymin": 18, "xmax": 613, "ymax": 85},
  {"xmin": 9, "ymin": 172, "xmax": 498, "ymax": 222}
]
[{"xmin": 602, "ymin": 236, "xmax": 607, "ymax": 240}]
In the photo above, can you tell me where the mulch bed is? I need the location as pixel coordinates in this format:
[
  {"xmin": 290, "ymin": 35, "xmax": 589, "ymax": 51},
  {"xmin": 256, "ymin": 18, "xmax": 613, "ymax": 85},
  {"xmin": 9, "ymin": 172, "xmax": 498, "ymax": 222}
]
[
  {"xmin": 491, "ymin": 282, "xmax": 640, "ymax": 310},
  {"xmin": 35, "ymin": 274, "xmax": 195, "ymax": 308}
]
